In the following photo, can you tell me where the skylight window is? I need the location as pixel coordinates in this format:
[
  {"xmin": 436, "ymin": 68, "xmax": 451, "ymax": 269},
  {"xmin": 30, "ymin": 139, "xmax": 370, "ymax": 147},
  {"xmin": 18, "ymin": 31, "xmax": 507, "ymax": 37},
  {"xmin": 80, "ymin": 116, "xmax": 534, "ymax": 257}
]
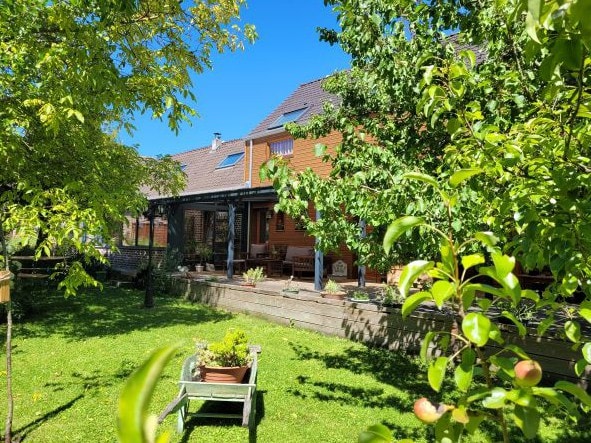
[
  {"xmin": 216, "ymin": 153, "xmax": 244, "ymax": 169},
  {"xmin": 268, "ymin": 107, "xmax": 308, "ymax": 129}
]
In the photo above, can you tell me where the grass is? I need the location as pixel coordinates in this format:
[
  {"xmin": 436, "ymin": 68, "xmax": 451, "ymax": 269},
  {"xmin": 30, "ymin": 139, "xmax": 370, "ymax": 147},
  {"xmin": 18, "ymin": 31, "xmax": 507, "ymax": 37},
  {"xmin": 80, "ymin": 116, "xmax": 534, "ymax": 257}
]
[{"xmin": 0, "ymin": 286, "xmax": 588, "ymax": 442}]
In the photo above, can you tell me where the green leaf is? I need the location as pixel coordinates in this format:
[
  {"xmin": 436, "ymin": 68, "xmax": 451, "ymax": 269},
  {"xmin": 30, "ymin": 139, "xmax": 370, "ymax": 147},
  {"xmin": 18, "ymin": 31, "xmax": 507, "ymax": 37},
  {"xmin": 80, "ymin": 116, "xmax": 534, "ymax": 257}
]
[
  {"xmin": 555, "ymin": 381, "xmax": 591, "ymax": 407},
  {"xmin": 314, "ymin": 143, "xmax": 327, "ymax": 157},
  {"xmin": 482, "ymin": 387, "xmax": 508, "ymax": 409},
  {"xmin": 383, "ymin": 216, "xmax": 425, "ymax": 254},
  {"xmin": 402, "ymin": 291, "xmax": 432, "ymax": 318},
  {"xmin": 526, "ymin": 11, "xmax": 540, "ymax": 43},
  {"xmin": 491, "ymin": 253, "xmax": 515, "ymax": 277},
  {"xmin": 507, "ymin": 389, "xmax": 536, "ymax": 407},
  {"xmin": 565, "ymin": 320, "xmax": 581, "ymax": 343},
  {"xmin": 532, "ymin": 387, "xmax": 580, "ymax": 419},
  {"xmin": 464, "ymin": 413, "xmax": 485, "ymax": 434},
  {"xmin": 421, "ymin": 331, "xmax": 436, "ymax": 362},
  {"xmin": 73, "ymin": 109, "xmax": 85, "ymax": 123},
  {"xmin": 528, "ymin": 0, "xmax": 542, "ymax": 20},
  {"xmin": 432, "ymin": 280, "xmax": 455, "ymax": 308},
  {"xmin": 464, "ymin": 283, "xmax": 505, "ymax": 298},
  {"xmin": 514, "ymin": 405, "xmax": 540, "ymax": 439},
  {"xmin": 582, "ymin": 342, "xmax": 591, "ymax": 364},
  {"xmin": 461, "ymin": 254, "xmax": 485, "ymax": 272},
  {"xmin": 446, "ymin": 118, "xmax": 462, "ymax": 136},
  {"xmin": 117, "ymin": 345, "xmax": 178, "ymax": 443},
  {"xmin": 402, "ymin": 171, "xmax": 439, "ymax": 188},
  {"xmin": 439, "ymin": 243, "xmax": 455, "ymax": 275},
  {"xmin": 579, "ymin": 301, "xmax": 591, "ymax": 323},
  {"xmin": 500, "ymin": 311, "xmax": 527, "ymax": 337},
  {"xmin": 398, "ymin": 260, "xmax": 434, "ymax": 297},
  {"xmin": 454, "ymin": 348, "xmax": 476, "ymax": 392},
  {"xmin": 575, "ymin": 358, "xmax": 587, "ymax": 377},
  {"xmin": 537, "ymin": 315, "xmax": 554, "ymax": 336},
  {"xmin": 358, "ymin": 424, "xmax": 392, "ymax": 443},
  {"xmin": 488, "ymin": 322, "xmax": 504, "ymax": 344},
  {"xmin": 462, "ymin": 313, "xmax": 491, "ymax": 347},
  {"xmin": 504, "ymin": 344, "xmax": 530, "ymax": 359},
  {"xmin": 449, "ymin": 169, "xmax": 483, "ymax": 188},
  {"xmin": 553, "ymin": 38, "xmax": 583, "ymax": 71},
  {"xmin": 428, "ymin": 356, "xmax": 448, "ymax": 392},
  {"xmin": 490, "ymin": 356, "xmax": 515, "ymax": 377},
  {"xmin": 473, "ymin": 232, "xmax": 499, "ymax": 248}
]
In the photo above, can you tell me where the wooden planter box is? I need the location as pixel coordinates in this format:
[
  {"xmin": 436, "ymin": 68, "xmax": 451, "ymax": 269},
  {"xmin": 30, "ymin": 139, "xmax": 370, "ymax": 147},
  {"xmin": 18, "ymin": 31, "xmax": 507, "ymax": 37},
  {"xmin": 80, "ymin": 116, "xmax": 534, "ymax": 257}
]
[
  {"xmin": 171, "ymin": 278, "xmax": 591, "ymax": 387},
  {"xmin": 0, "ymin": 270, "xmax": 11, "ymax": 303}
]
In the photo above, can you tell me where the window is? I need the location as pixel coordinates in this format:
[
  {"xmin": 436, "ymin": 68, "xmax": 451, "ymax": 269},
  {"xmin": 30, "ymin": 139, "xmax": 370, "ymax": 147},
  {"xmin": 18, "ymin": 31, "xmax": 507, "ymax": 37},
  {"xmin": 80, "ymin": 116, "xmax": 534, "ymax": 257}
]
[
  {"xmin": 121, "ymin": 214, "xmax": 168, "ymax": 247},
  {"xmin": 275, "ymin": 211, "xmax": 285, "ymax": 231},
  {"xmin": 268, "ymin": 107, "xmax": 308, "ymax": 129},
  {"xmin": 216, "ymin": 153, "xmax": 244, "ymax": 169},
  {"xmin": 295, "ymin": 218, "xmax": 306, "ymax": 231},
  {"xmin": 269, "ymin": 139, "xmax": 293, "ymax": 156}
]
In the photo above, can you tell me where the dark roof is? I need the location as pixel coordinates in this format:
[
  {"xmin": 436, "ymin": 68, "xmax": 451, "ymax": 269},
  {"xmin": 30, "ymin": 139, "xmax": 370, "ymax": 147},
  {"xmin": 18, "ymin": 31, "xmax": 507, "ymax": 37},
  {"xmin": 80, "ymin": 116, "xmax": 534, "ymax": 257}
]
[
  {"xmin": 146, "ymin": 138, "xmax": 245, "ymax": 200},
  {"xmin": 445, "ymin": 33, "xmax": 488, "ymax": 65},
  {"xmin": 247, "ymin": 76, "xmax": 340, "ymax": 140}
]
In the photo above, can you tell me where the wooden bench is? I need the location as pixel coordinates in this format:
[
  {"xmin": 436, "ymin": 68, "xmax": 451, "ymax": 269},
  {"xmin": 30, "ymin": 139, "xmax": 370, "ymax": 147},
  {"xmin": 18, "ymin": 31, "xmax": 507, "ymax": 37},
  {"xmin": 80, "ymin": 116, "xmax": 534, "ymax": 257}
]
[{"xmin": 159, "ymin": 345, "xmax": 261, "ymax": 433}]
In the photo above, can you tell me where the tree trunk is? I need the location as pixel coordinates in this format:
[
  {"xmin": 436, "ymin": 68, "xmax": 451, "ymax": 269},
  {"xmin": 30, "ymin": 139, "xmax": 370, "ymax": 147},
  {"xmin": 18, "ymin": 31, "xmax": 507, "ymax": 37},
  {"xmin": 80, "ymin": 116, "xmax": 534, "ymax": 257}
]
[
  {"xmin": 4, "ymin": 308, "xmax": 12, "ymax": 443},
  {"xmin": 1, "ymin": 229, "xmax": 13, "ymax": 443}
]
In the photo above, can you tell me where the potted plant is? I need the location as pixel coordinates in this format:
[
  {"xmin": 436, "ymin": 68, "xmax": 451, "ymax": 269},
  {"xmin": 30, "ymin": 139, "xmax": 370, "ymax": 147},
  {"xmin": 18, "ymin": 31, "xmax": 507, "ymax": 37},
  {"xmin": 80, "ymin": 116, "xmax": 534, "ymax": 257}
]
[
  {"xmin": 380, "ymin": 284, "xmax": 405, "ymax": 308},
  {"xmin": 282, "ymin": 275, "xmax": 300, "ymax": 294},
  {"xmin": 194, "ymin": 328, "xmax": 253, "ymax": 383},
  {"xmin": 197, "ymin": 244, "xmax": 213, "ymax": 269},
  {"xmin": 321, "ymin": 279, "xmax": 346, "ymax": 300},
  {"xmin": 242, "ymin": 267, "xmax": 265, "ymax": 287},
  {"xmin": 349, "ymin": 290, "xmax": 371, "ymax": 303}
]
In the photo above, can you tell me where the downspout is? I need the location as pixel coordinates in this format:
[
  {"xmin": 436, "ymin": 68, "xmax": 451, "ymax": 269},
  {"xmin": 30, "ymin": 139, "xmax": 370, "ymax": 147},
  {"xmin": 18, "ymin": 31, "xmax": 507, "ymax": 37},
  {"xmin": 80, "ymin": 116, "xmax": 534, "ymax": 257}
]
[
  {"xmin": 248, "ymin": 139, "xmax": 253, "ymax": 189},
  {"xmin": 246, "ymin": 139, "xmax": 253, "ymax": 253}
]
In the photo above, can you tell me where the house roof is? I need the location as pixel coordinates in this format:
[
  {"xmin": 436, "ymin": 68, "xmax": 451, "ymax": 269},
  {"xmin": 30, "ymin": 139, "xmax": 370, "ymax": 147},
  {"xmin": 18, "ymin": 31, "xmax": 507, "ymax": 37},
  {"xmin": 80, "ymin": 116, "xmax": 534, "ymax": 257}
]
[
  {"xmin": 246, "ymin": 76, "xmax": 340, "ymax": 141},
  {"xmin": 445, "ymin": 33, "xmax": 488, "ymax": 65},
  {"xmin": 146, "ymin": 138, "xmax": 245, "ymax": 200}
]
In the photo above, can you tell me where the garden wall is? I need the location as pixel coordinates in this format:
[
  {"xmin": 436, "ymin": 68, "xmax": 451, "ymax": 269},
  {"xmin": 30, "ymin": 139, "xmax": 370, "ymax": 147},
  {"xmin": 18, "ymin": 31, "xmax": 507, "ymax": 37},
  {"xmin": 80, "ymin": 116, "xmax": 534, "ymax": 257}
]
[{"xmin": 171, "ymin": 278, "xmax": 591, "ymax": 388}]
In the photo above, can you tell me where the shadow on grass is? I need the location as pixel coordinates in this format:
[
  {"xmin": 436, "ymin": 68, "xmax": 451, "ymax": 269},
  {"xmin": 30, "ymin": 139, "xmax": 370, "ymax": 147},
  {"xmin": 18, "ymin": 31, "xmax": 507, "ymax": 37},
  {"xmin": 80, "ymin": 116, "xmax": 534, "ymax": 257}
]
[
  {"xmin": 179, "ymin": 390, "xmax": 266, "ymax": 443},
  {"xmin": 288, "ymin": 342, "xmax": 433, "ymax": 440},
  {"xmin": 290, "ymin": 342, "xmax": 431, "ymax": 394},
  {"xmin": 7, "ymin": 287, "xmax": 233, "ymax": 342},
  {"xmin": 14, "ymin": 394, "xmax": 83, "ymax": 442}
]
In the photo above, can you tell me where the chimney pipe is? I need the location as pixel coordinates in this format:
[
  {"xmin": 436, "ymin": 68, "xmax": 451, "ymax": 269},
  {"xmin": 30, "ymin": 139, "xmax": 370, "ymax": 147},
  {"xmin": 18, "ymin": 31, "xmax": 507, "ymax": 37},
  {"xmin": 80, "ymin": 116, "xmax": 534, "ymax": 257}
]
[{"xmin": 212, "ymin": 132, "xmax": 222, "ymax": 150}]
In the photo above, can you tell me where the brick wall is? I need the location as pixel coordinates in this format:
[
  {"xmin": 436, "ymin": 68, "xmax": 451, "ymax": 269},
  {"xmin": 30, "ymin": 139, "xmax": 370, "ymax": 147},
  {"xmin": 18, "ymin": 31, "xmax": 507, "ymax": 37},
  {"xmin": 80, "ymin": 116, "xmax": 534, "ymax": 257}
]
[
  {"xmin": 108, "ymin": 247, "xmax": 166, "ymax": 272},
  {"xmin": 245, "ymin": 131, "xmax": 342, "ymax": 187}
]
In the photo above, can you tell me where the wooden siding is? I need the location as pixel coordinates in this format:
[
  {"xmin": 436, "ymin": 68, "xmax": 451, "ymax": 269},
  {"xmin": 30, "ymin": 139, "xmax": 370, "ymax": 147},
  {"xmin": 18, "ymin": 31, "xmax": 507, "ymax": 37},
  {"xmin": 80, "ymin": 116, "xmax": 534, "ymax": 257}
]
[
  {"xmin": 248, "ymin": 201, "xmax": 357, "ymax": 278},
  {"xmin": 245, "ymin": 131, "xmax": 342, "ymax": 188}
]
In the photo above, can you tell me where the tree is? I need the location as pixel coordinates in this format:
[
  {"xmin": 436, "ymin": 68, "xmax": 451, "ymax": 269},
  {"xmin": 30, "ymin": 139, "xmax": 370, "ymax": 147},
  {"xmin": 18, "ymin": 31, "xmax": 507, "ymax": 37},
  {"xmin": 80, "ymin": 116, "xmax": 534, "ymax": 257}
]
[
  {"xmin": 261, "ymin": 2, "xmax": 485, "ymax": 275},
  {"xmin": 263, "ymin": 0, "xmax": 591, "ymax": 440},
  {"xmin": 0, "ymin": 1, "xmax": 255, "ymax": 440}
]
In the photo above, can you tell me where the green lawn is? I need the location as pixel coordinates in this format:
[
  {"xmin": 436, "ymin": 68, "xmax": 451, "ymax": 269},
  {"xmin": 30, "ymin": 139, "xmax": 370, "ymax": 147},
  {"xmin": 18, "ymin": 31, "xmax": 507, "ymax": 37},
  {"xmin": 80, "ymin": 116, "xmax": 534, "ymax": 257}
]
[{"xmin": 0, "ymin": 287, "xmax": 586, "ymax": 442}]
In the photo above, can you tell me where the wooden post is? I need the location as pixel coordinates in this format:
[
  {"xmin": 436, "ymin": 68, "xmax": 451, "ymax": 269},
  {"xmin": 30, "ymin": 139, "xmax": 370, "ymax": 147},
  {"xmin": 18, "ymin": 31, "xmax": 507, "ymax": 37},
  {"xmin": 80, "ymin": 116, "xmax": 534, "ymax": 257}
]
[
  {"xmin": 227, "ymin": 202, "xmax": 235, "ymax": 279},
  {"xmin": 314, "ymin": 210, "xmax": 323, "ymax": 291},
  {"xmin": 358, "ymin": 219, "xmax": 366, "ymax": 287},
  {"xmin": 144, "ymin": 206, "xmax": 155, "ymax": 308}
]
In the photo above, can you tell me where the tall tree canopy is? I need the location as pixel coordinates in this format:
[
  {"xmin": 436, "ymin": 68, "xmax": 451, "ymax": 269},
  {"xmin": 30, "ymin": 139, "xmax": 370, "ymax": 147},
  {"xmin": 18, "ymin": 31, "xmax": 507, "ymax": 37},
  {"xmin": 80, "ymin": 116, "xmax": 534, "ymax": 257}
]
[
  {"xmin": 264, "ymin": 0, "xmax": 591, "ymax": 296},
  {"xmin": 0, "ymin": 0, "xmax": 256, "ymax": 292},
  {"xmin": 263, "ymin": 1, "xmax": 591, "ymax": 439}
]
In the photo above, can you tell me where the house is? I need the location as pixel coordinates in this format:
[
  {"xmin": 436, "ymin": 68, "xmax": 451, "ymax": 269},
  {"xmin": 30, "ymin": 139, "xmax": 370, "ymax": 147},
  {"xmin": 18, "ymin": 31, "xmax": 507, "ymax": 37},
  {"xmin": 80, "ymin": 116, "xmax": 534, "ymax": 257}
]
[
  {"xmin": 243, "ymin": 76, "xmax": 357, "ymax": 282},
  {"xmin": 112, "ymin": 75, "xmax": 361, "ymax": 286},
  {"xmin": 110, "ymin": 135, "xmax": 274, "ymax": 275}
]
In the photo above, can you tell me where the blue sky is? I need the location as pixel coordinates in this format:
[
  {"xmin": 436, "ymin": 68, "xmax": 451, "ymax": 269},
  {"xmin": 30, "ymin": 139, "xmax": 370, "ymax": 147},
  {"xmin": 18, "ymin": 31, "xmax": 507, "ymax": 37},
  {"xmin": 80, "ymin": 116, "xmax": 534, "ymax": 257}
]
[{"xmin": 119, "ymin": 1, "xmax": 351, "ymax": 158}]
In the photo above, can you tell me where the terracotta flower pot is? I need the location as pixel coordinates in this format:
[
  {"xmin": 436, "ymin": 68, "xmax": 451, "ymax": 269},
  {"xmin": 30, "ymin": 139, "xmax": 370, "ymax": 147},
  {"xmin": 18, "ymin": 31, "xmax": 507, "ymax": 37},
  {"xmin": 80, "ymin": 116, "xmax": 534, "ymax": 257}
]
[
  {"xmin": 199, "ymin": 365, "xmax": 249, "ymax": 383},
  {"xmin": 321, "ymin": 291, "xmax": 346, "ymax": 300}
]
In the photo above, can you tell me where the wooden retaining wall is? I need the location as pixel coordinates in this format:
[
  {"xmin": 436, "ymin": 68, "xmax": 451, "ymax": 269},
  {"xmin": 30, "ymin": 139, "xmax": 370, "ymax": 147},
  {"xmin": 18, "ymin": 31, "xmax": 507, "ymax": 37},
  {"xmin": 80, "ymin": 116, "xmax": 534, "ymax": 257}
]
[{"xmin": 171, "ymin": 278, "xmax": 590, "ymax": 387}]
